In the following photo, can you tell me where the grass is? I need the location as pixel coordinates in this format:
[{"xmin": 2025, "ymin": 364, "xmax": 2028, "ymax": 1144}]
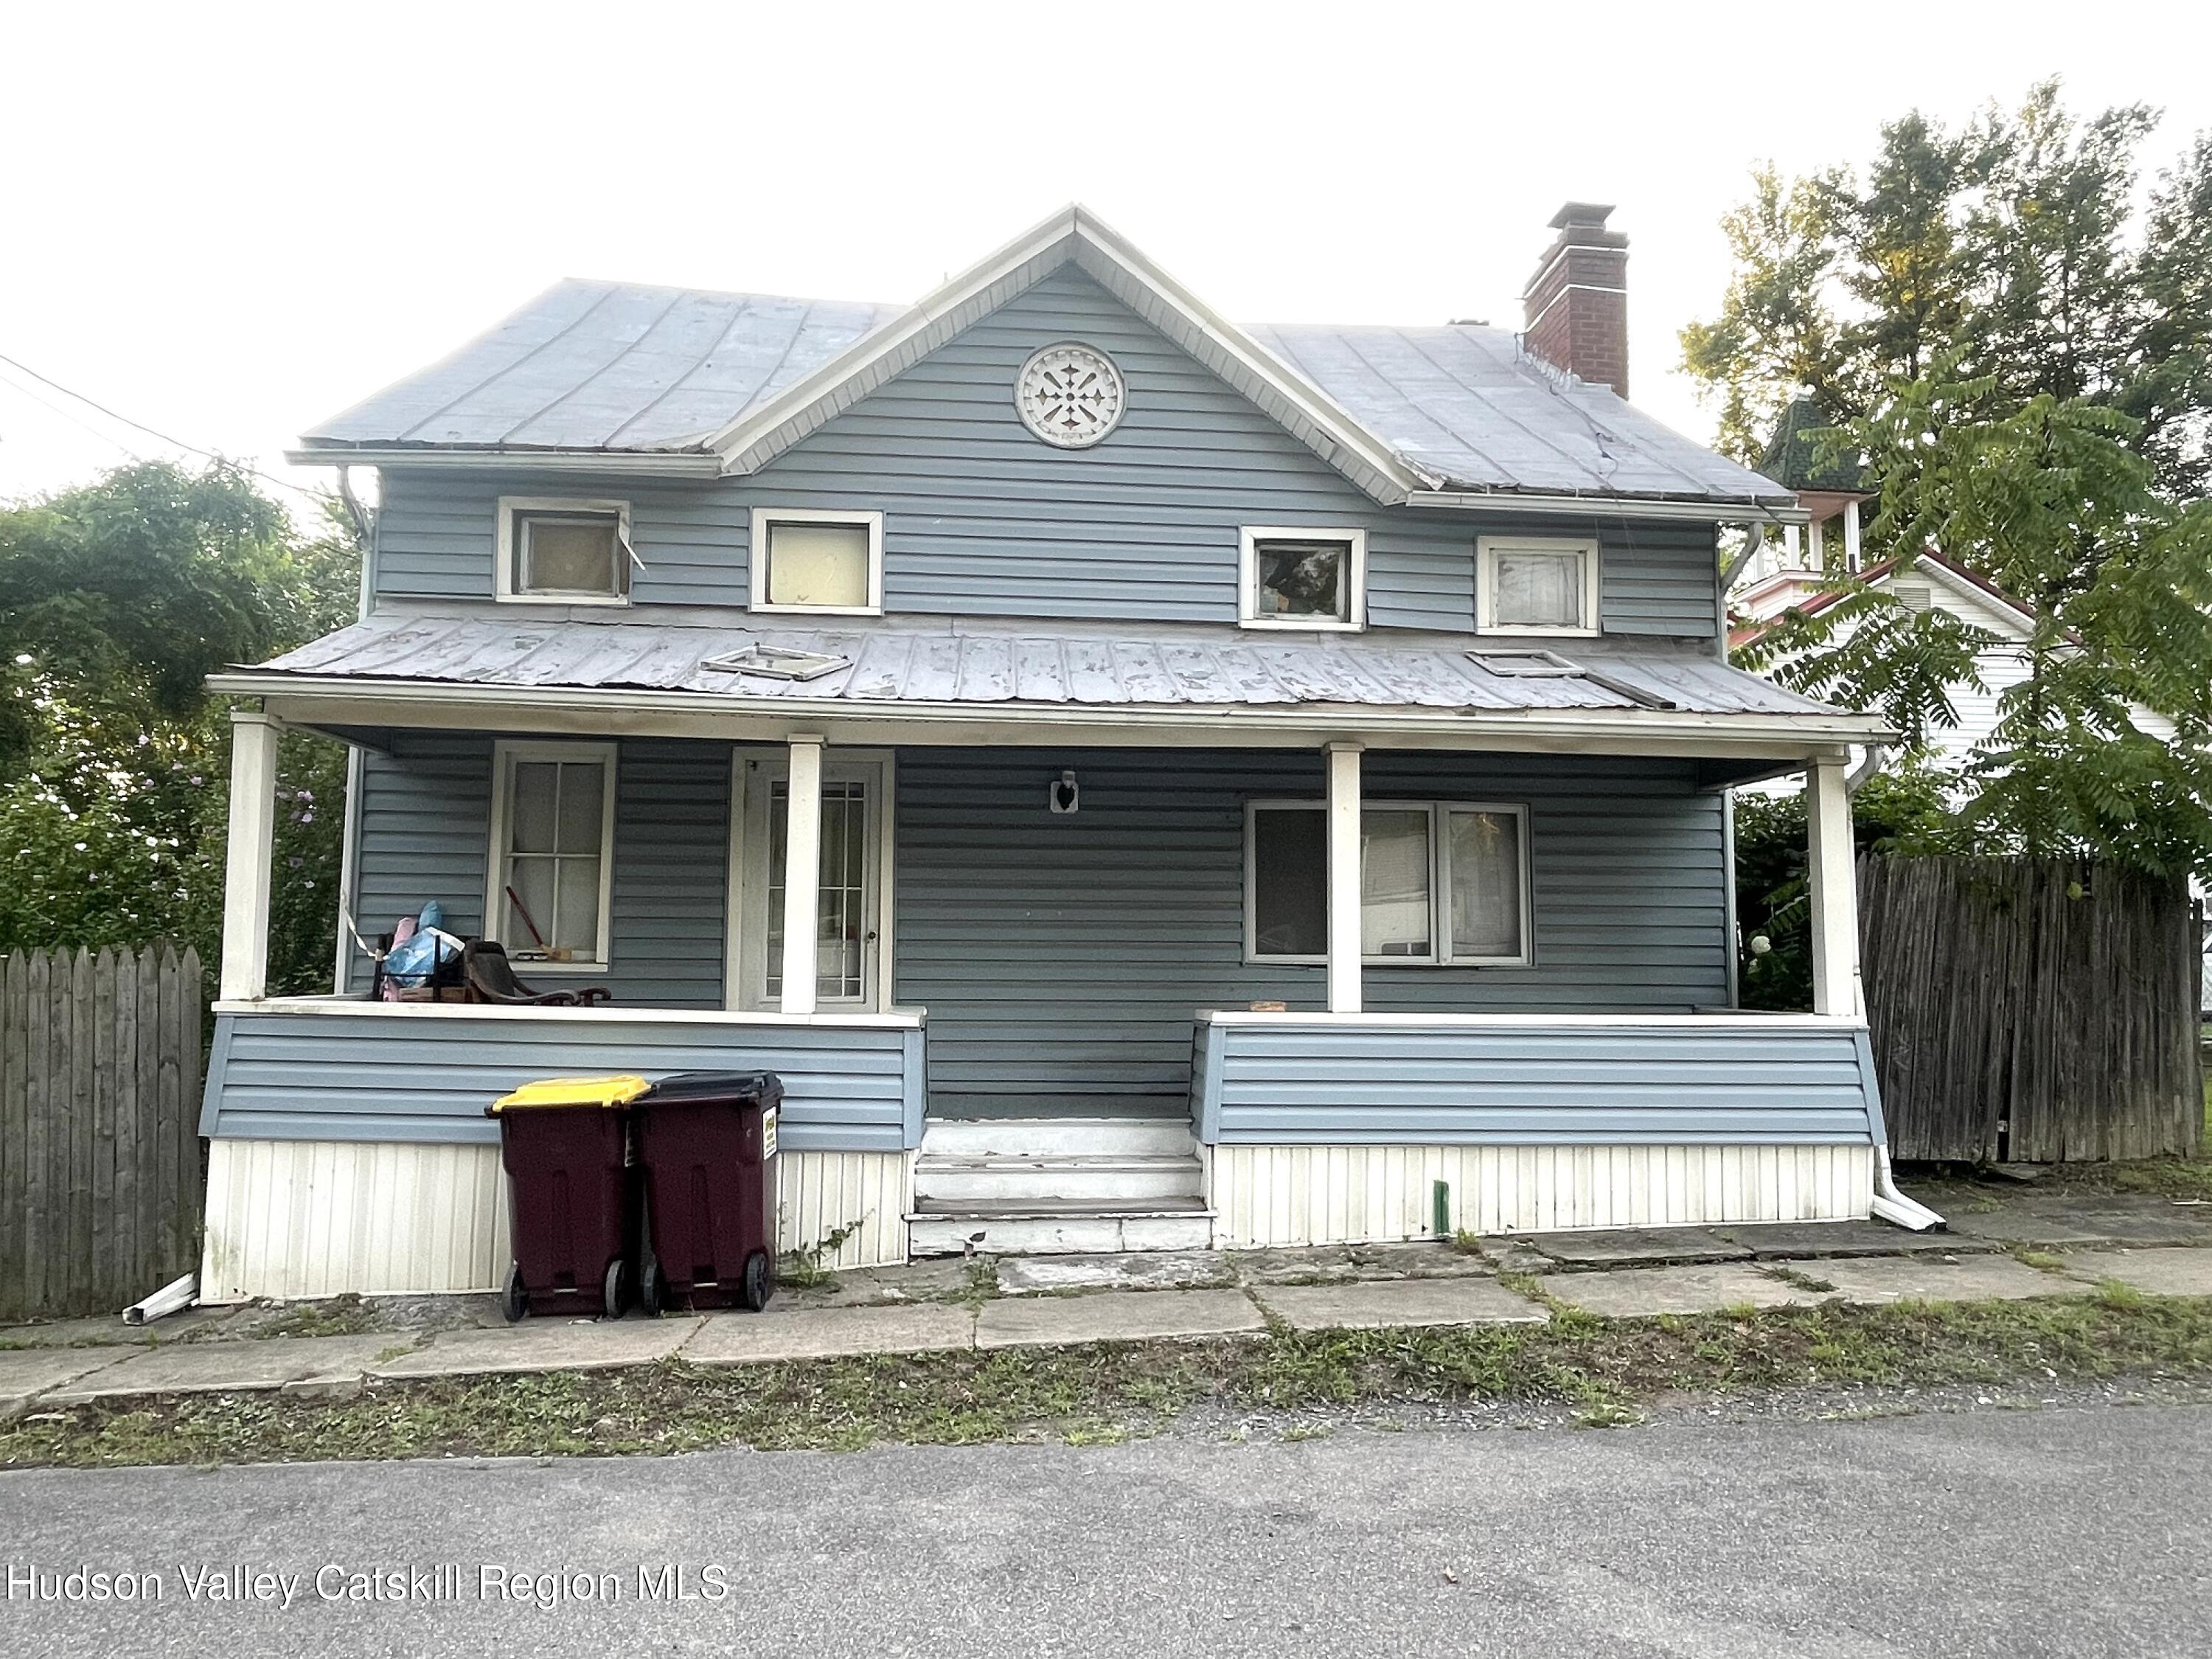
[{"xmin": 7, "ymin": 1293, "xmax": 2212, "ymax": 1471}]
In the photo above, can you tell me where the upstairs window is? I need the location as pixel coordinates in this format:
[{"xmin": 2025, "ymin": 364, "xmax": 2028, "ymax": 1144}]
[
  {"xmin": 750, "ymin": 509, "xmax": 884, "ymax": 615},
  {"xmin": 497, "ymin": 498, "xmax": 632, "ymax": 604},
  {"xmin": 1478, "ymin": 535, "xmax": 1599, "ymax": 636},
  {"xmin": 487, "ymin": 742, "xmax": 617, "ymax": 968},
  {"xmin": 1245, "ymin": 800, "xmax": 1530, "ymax": 966},
  {"xmin": 1239, "ymin": 527, "xmax": 1366, "ymax": 631}
]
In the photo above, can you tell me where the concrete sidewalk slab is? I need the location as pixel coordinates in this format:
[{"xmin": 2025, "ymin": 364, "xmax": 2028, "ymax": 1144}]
[
  {"xmin": 1346, "ymin": 1242, "xmax": 1500, "ymax": 1279},
  {"xmin": 368, "ymin": 1318, "xmax": 700, "ymax": 1380},
  {"xmin": 1228, "ymin": 1245, "xmax": 1364, "ymax": 1285},
  {"xmin": 975, "ymin": 1289, "xmax": 1264, "ymax": 1350},
  {"xmin": 1259, "ymin": 1277, "xmax": 1547, "ymax": 1332},
  {"xmin": 1775, "ymin": 1254, "xmax": 2076, "ymax": 1305},
  {"xmin": 1945, "ymin": 1203, "xmax": 2212, "ymax": 1250},
  {"xmin": 2060, "ymin": 1248, "xmax": 2212, "ymax": 1297},
  {"xmin": 998, "ymin": 1251, "xmax": 1233, "ymax": 1295},
  {"xmin": 1520, "ymin": 1228, "xmax": 1751, "ymax": 1268},
  {"xmin": 44, "ymin": 1334, "xmax": 397, "ymax": 1403},
  {"xmin": 684, "ymin": 1304, "xmax": 975, "ymax": 1365},
  {"xmin": 1539, "ymin": 1264, "xmax": 1815, "ymax": 1318},
  {"xmin": 1717, "ymin": 1220, "xmax": 1991, "ymax": 1259},
  {"xmin": 0, "ymin": 1348, "xmax": 137, "ymax": 1416}
]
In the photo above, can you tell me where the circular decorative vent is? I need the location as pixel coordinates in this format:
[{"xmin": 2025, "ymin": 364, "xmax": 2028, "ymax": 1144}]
[{"xmin": 1015, "ymin": 342, "xmax": 1126, "ymax": 449}]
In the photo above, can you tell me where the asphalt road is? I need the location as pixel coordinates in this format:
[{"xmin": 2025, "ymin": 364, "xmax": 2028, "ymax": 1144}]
[{"xmin": 2, "ymin": 1402, "xmax": 2208, "ymax": 1658}]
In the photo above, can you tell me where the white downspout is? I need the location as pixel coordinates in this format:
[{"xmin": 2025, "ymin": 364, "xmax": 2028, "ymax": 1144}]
[{"xmin": 1871, "ymin": 1146, "xmax": 1944, "ymax": 1231}]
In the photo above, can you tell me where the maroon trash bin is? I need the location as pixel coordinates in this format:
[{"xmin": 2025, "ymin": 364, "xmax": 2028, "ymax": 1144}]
[
  {"xmin": 631, "ymin": 1071, "xmax": 783, "ymax": 1313},
  {"xmin": 485, "ymin": 1074, "xmax": 650, "ymax": 1322}
]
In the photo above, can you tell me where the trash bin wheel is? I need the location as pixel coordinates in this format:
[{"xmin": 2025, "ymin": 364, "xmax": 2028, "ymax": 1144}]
[
  {"xmin": 740, "ymin": 1248, "xmax": 773, "ymax": 1312},
  {"xmin": 639, "ymin": 1259, "xmax": 666, "ymax": 1317},
  {"xmin": 501, "ymin": 1262, "xmax": 528, "ymax": 1324},
  {"xmin": 602, "ymin": 1258, "xmax": 629, "ymax": 1321}
]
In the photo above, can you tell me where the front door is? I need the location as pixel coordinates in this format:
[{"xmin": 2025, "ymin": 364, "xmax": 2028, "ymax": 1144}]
[{"xmin": 728, "ymin": 752, "xmax": 889, "ymax": 1012}]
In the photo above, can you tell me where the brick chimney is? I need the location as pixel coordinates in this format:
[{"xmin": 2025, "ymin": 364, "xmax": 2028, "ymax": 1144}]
[{"xmin": 1521, "ymin": 202, "xmax": 1629, "ymax": 397}]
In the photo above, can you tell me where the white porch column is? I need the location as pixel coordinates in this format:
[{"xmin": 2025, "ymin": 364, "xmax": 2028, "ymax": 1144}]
[
  {"xmin": 1805, "ymin": 753, "xmax": 1861, "ymax": 1018},
  {"xmin": 1782, "ymin": 523, "xmax": 1802, "ymax": 566},
  {"xmin": 779, "ymin": 734, "xmax": 826, "ymax": 1016},
  {"xmin": 220, "ymin": 710, "xmax": 282, "ymax": 1002},
  {"xmin": 1843, "ymin": 499, "xmax": 1863, "ymax": 571},
  {"xmin": 1807, "ymin": 515, "xmax": 1826, "ymax": 571},
  {"xmin": 1326, "ymin": 742, "xmax": 1363, "ymax": 1015}
]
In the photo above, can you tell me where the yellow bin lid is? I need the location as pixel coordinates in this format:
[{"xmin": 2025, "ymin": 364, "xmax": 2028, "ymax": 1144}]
[{"xmin": 489, "ymin": 1074, "xmax": 653, "ymax": 1113}]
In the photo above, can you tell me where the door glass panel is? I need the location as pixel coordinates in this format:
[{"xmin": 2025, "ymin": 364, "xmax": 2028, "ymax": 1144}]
[
  {"xmin": 1447, "ymin": 809, "xmax": 1523, "ymax": 959},
  {"xmin": 763, "ymin": 777, "xmax": 870, "ymax": 1001}
]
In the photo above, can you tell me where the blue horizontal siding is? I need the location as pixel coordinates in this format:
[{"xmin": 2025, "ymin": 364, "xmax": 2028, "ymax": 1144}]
[
  {"xmin": 200, "ymin": 1012, "xmax": 917, "ymax": 1151},
  {"xmin": 1194, "ymin": 1020, "xmax": 1884, "ymax": 1146},
  {"xmin": 372, "ymin": 269, "xmax": 1722, "ymax": 637},
  {"xmin": 895, "ymin": 746, "xmax": 1730, "ymax": 1116},
  {"xmin": 344, "ymin": 733, "xmax": 726, "ymax": 1007}
]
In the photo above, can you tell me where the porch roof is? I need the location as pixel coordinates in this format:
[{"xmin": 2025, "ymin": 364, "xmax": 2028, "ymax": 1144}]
[{"xmin": 216, "ymin": 608, "xmax": 1885, "ymax": 749}]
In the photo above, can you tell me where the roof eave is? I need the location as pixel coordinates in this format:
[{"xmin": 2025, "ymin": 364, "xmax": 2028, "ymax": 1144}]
[
  {"xmin": 1407, "ymin": 489, "xmax": 1809, "ymax": 525},
  {"xmin": 285, "ymin": 445, "xmax": 726, "ymax": 477},
  {"xmin": 208, "ymin": 669, "xmax": 1891, "ymax": 754}
]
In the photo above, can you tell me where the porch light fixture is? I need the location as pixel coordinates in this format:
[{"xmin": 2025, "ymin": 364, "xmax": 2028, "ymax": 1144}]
[
  {"xmin": 701, "ymin": 644, "xmax": 852, "ymax": 683},
  {"xmin": 1048, "ymin": 770, "xmax": 1080, "ymax": 814}
]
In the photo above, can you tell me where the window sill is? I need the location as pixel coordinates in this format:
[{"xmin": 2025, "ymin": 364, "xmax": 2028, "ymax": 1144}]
[
  {"xmin": 748, "ymin": 602, "xmax": 885, "ymax": 618},
  {"xmin": 1236, "ymin": 616, "xmax": 1365, "ymax": 633},
  {"xmin": 1475, "ymin": 623, "xmax": 1601, "ymax": 639},
  {"xmin": 495, "ymin": 592, "xmax": 633, "ymax": 608},
  {"xmin": 1243, "ymin": 955, "xmax": 1533, "ymax": 970}
]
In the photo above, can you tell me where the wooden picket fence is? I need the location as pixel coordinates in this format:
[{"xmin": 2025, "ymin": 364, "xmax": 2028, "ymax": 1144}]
[
  {"xmin": 1860, "ymin": 857, "xmax": 2203, "ymax": 1164},
  {"xmin": 0, "ymin": 945, "xmax": 206, "ymax": 1322}
]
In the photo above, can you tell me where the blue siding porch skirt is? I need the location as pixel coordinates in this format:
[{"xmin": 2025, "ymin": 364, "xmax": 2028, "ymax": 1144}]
[
  {"xmin": 199, "ymin": 1001, "xmax": 927, "ymax": 1154},
  {"xmin": 1190, "ymin": 1014, "xmax": 1889, "ymax": 1148}
]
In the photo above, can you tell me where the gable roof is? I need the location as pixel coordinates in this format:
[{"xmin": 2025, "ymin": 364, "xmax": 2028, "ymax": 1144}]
[
  {"xmin": 1729, "ymin": 552, "xmax": 2042, "ymax": 651},
  {"xmin": 296, "ymin": 206, "xmax": 1795, "ymax": 515}
]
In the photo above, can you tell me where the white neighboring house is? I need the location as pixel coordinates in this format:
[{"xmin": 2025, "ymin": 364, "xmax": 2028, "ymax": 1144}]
[{"xmin": 1731, "ymin": 550, "xmax": 2177, "ymax": 771}]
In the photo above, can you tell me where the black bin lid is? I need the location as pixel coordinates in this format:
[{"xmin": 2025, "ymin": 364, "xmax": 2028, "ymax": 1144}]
[{"xmin": 641, "ymin": 1070, "xmax": 782, "ymax": 1105}]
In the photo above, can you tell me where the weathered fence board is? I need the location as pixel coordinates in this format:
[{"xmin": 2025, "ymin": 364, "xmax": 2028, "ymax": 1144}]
[
  {"xmin": 1860, "ymin": 857, "xmax": 2202, "ymax": 1164},
  {"xmin": 0, "ymin": 946, "xmax": 204, "ymax": 1322}
]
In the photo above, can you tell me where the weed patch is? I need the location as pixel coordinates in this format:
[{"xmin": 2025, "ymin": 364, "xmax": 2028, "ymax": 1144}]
[{"xmin": 7, "ymin": 1295, "xmax": 2212, "ymax": 1470}]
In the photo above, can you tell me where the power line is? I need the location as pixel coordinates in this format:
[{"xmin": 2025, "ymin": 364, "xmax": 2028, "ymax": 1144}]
[
  {"xmin": 0, "ymin": 348, "xmax": 327, "ymax": 502},
  {"xmin": 0, "ymin": 361, "xmax": 145, "ymax": 461}
]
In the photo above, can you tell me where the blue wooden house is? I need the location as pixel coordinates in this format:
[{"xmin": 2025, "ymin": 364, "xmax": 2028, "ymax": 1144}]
[{"xmin": 198, "ymin": 204, "xmax": 1935, "ymax": 1298}]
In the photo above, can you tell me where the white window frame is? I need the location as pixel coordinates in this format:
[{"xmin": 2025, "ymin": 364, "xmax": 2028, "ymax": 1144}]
[
  {"xmin": 1238, "ymin": 526, "xmax": 1367, "ymax": 632},
  {"xmin": 484, "ymin": 740, "xmax": 619, "ymax": 973},
  {"xmin": 1243, "ymin": 798, "xmax": 1533, "ymax": 967},
  {"xmin": 1475, "ymin": 535, "xmax": 1601, "ymax": 637},
  {"xmin": 495, "ymin": 496, "xmax": 633, "ymax": 606},
  {"xmin": 725, "ymin": 748, "xmax": 897, "ymax": 1012},
  {"xmin": 748, "ymin": 507, "xmax": 886, "ymax": 616}
]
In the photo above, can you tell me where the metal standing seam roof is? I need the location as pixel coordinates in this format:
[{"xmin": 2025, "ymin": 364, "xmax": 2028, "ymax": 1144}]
[
  {"xmin": 300, "ymin": 279, "xmax": 1792, "ymax": 507},
  {"xmin": 243, "ymin": 610, "xmax": 1848, "ymax": 720}
]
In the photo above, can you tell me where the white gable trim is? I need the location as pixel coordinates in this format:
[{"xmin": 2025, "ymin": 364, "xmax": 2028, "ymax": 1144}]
[{"xmin": 702, "ymin": 205, "xmax": 1425, "ymax": 507}]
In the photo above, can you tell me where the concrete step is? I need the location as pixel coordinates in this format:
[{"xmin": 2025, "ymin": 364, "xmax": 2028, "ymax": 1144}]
[
  {"xmin": 908, "ymin": 1203, "xmax": 1215, "ymax": 1257},
  {"xmin": 914, "ymin": 1155, "xmax": 1203, "ymax": 1206},
  {"xmin": 919, "ymin": 1117, "xmax": 1195, "ymax": 1161}
]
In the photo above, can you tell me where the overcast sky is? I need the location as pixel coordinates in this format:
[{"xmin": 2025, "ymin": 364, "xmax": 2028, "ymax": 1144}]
[{"xmin": 3, "ymin": 1, "xmax": 2208, "ymax": 507}]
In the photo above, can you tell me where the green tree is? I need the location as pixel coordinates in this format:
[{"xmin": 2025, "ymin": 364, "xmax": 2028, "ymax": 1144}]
[
  {"xmin": 0, "ymin": 462, "xmax": 360, "ymax": 992},
  {"xmin": 1695, "ymin": 82, "xmax": 2212, "ymax": 886}
]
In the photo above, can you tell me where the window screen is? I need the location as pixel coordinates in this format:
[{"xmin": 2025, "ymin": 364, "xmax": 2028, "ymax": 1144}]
[{"xmin": 514, "ymin": 512, "xmax": 626, "ymax": 598}]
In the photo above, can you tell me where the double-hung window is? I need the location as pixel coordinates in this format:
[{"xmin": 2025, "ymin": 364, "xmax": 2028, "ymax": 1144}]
[
  {"xmin": 1477, "ymin": 535, "xmax": 1599, "ymax": 636},
  {"xmin": 496, "ymin": 498, "xmax": 633, "ymax": 604},
  {"xmin": 487, "ymin": 742, "xmax": 617, "ymax": 969},
  {"xmin": 1239, "ymin": 527, "xmax": 1366, "ymax": 630},
  {"xmin": 748, "ymin": 508, "xmax": 884, "ymax": 615},
  {"xmin": 1246, "ymin": 799, "xmax": 1530, "ymax": 966}
]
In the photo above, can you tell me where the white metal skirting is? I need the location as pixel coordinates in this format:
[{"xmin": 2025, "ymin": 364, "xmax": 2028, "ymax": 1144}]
[
  {"xmin": 1208, "ymin": 1144, "xmax": 1876, "ymax": 1249},
  {"xmin": 201, "ymin": 1141, "xmax": 912, "ymax": 1301}
]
